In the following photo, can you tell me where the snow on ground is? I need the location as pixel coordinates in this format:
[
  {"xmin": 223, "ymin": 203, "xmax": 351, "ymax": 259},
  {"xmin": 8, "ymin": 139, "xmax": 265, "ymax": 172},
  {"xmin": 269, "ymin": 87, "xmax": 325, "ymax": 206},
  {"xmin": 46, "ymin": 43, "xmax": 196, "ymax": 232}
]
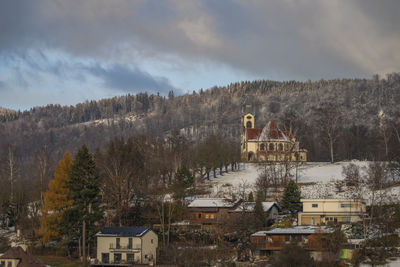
[{"xmin": 206, "ymin": 161, "xmax": 400, "ymax": 204}]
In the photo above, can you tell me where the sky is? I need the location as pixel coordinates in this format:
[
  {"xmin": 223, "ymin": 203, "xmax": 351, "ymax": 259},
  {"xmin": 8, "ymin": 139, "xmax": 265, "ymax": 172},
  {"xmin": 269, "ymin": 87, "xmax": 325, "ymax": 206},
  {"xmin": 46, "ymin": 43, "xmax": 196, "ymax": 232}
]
[{"xmin": 1, "ymin": 0, "xmax": 400, "ymax": 110}]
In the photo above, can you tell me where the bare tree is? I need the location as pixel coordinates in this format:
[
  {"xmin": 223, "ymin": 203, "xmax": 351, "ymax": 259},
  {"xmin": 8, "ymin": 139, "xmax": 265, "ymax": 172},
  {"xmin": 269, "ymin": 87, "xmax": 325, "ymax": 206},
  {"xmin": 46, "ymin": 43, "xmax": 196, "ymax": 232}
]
[{"xmin": 313, "ymin": 102, "xmax": 342, "ymax": 163}]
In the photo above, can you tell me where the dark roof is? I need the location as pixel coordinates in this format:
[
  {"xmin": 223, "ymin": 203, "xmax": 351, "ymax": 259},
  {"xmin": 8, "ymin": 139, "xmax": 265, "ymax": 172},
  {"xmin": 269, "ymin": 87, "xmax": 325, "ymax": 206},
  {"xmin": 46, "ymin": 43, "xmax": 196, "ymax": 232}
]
[
  {"xmin": 0, "ymin": 246, "xmax": 46, "ymax": 267},
  {"xmin": 96, "ymin": 226, "xmax": 151, "ymax": 237}
]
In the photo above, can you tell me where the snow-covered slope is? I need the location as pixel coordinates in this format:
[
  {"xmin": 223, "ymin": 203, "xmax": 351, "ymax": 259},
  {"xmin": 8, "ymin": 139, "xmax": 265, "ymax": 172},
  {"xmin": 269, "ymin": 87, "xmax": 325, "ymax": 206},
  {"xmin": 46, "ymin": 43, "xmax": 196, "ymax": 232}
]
[{"xmin": 207, "ymin": 161, "xmax": 400, "ymax": 204}]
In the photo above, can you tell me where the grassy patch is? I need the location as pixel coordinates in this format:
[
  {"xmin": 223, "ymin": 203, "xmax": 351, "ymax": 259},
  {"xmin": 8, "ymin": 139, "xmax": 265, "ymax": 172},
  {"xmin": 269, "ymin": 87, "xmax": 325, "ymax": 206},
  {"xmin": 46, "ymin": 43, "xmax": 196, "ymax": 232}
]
[{"xmin": 35, "ymin": 255, "xmax": 81, "ymax": 267}]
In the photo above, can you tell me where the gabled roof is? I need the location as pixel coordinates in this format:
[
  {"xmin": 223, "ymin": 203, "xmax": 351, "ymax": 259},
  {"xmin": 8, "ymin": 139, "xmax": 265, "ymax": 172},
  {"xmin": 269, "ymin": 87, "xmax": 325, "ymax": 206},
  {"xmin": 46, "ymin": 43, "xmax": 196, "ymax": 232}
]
[
  {"xmin": 258, "ymin": 120, "xmax": 289, "ymax": 142},
  {"xmin": 188, "ymin": 198, "xmax": 240, "ymax": 208},
  {"xmin": 251, "ymin": 226, "xmax": 334, "ymax": 236},
  {"xmin": 0, "ymin": 246, "xmax": 45, "ymax": 267},
  {"xmin": 229, "ymin": 202, "xmax": 280, "ymax": 213},
  {"xmin": 96, "ymin": 226, "xmax": 151, "ymax": 237}
]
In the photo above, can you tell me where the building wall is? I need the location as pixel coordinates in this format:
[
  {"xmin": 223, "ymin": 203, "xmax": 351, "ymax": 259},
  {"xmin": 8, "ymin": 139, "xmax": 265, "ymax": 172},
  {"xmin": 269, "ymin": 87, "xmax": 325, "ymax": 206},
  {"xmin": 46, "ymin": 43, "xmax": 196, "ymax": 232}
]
[
  {"xmin": 0, "ymin": 259, "xmax": 19, "ymax": 267},
  {"xmin": 299, "ymin": 199, "xmax": 366, "ymax": 225},
  {"xmin": 141, "ymin": 230, "xmax": 158, "ymax": 264},
  {"xmin": 97, "ymin": 236, "xmax": 142, "ymax": 264}
]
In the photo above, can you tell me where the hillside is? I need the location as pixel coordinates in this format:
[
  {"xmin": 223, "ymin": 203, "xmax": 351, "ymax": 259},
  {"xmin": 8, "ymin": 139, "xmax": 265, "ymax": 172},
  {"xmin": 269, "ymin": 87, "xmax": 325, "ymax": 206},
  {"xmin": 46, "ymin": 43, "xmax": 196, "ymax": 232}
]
[{"xmin": 1, "ymin": 74, "xmax": 400, "ymax": 181}]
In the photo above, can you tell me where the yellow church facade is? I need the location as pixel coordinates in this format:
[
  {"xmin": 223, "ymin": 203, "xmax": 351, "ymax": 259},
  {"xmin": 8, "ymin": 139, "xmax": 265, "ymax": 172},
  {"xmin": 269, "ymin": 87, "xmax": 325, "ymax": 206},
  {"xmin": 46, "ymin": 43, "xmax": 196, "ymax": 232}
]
[{"xmin": 240, "ymin": 103, "xmax": 307, "ymax": 163}]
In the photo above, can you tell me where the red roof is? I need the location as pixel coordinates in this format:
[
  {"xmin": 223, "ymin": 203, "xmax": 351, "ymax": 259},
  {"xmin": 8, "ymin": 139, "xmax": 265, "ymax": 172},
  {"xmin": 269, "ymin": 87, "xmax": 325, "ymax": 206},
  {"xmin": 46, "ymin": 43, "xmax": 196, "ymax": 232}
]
[{"xmin": 247, "ymin": 128, "xmax": 262, "ymax": 140}]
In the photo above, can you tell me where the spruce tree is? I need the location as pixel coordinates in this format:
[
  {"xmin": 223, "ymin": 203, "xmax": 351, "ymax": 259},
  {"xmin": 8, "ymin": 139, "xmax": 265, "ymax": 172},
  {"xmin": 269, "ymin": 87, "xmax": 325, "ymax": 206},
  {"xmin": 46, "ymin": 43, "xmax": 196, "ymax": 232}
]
[
  {"xmin": 254, "ymin": 190, "xmax": 266, "ymax": 228},
  {"xmin": 67, "ymin": 145, "xmax": 102, "ymax": 265},
  {"xmin": 282, "ymin": 180, "xmax": 301, "ymax": 214}
]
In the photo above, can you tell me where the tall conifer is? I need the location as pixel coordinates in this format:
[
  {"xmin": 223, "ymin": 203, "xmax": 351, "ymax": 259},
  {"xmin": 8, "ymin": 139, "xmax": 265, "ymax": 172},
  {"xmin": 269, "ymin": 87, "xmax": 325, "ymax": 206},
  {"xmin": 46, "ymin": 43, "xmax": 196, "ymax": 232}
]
[{"xmin": 39, "ymin": 152, "xmax": 73, "ymax": 242}]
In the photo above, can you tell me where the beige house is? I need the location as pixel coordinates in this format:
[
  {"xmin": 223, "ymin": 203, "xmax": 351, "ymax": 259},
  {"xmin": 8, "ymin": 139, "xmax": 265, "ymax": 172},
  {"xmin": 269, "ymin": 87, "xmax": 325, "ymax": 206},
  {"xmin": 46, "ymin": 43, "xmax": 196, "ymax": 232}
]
[
  {"xmin": 240, "ymin": 99, "xmax": 307, "ymax": 162},
  {"xmin": 298, "ymin": 199, "xmax": 366, "ymax": 225},
  {"xmin": 95, "ymin": 226, "xmax": 158, "ymax": 266}
]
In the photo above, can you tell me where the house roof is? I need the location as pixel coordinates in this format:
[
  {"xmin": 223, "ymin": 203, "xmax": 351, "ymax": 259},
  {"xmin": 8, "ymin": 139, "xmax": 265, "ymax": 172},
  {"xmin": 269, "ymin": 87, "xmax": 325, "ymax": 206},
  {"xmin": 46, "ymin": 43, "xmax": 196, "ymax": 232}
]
[
  {"xmin": 251, "ymin": 226, "xmax": 334, "ymax": 236},
  {"xmin": 96, "ymin": 226, "xmax": 151, "ymax": 237},
  {"xmin": 188, "ymin": 198, "xmax": 240, "ymax": 208},
  {"xmin": 229, "ymin": 202, "xmax": 280, "ymax": 213},
  {"xmin": 0, "ymin": 246, "xmax": 45, "ymax": 267}
]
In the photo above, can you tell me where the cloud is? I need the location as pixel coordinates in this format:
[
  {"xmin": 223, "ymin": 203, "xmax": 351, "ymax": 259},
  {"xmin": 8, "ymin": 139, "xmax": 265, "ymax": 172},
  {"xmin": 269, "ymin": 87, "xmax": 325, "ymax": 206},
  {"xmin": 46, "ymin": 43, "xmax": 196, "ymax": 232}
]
[
  {"xmin": 87, "ymin": 64, "xmax": 175, "ymax": 94},
  {"xmin": 1, "ymin": 0, "xmax": 400, "ymax": 92}
]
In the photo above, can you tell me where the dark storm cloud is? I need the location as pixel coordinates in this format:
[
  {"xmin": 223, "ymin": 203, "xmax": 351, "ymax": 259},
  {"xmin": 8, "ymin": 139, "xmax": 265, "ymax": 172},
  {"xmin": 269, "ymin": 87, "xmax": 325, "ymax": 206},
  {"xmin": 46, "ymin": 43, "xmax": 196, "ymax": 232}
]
[
  {"xmin": 87, "ymin": 64, "xmax": 175, "ymax": 94},
  {"xmin": 1, "ymin": 0, "xmax": 400, "ymax": 80}
]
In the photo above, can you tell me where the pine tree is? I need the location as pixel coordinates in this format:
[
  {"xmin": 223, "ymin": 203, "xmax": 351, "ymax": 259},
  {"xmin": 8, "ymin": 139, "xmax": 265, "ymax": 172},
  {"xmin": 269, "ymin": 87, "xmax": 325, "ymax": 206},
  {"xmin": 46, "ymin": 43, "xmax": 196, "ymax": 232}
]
[
  {"xmin": 282, "ymin": 180, "xmax": 301, "ymax": 214},
  {"xmin": 67, "ymin": 145, "xmax": 102, "ymax": 265},
  {"xmin": 254, "ymin": 190, "xmax": 266, "ymax": 228},
  {"xmin": 172, "ymin": 167, "xmax": 194, "ymax": 201},
  {"xmin": 248, "ymin": 191, "xmax": 254, "ymax": 202},
  {"xmin": 39, "ymin": 152, "xmax": 73, "ymax": 242}
]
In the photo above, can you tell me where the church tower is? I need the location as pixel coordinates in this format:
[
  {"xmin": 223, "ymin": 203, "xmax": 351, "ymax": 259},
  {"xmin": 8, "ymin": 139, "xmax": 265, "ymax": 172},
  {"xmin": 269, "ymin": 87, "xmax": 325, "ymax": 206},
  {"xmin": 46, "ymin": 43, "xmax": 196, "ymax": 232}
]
[{"xmin": 241, "ymin": 97, "xmax": 255, "ymax": 160}]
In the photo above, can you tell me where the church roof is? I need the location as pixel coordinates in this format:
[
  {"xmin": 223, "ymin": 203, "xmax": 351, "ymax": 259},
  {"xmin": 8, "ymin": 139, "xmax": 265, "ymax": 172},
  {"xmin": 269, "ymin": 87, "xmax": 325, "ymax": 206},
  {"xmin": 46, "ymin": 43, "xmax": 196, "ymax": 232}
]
[
  {"xmin": 258, "ymin": 120, "xmax": 289, "ymax": 141},
  {"xmin": 246, "ymin": 128, "xmax": 262, "ymax": 140},
  {"xmin": 246, "ymin": 120, "xmax": 291, "ymax": 142}
]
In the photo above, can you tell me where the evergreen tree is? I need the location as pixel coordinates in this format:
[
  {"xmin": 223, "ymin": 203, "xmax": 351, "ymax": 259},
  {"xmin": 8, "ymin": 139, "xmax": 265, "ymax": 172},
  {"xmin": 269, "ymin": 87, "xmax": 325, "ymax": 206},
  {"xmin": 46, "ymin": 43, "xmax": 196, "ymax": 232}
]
[
  {"xmin": 39, "ymin": 152, "xmax": 73, "ymax": 242},
  {"xmin": 254, "ymin": 190, "xmax": 266, "ymax": 228},
  {"xmin": 248, "ymin": 191, "xmax": 254, "ymax": 202},
  {"xmin": 172, "ymin": 166, "xmax": 194, "ymax": 201},
  {"xmin": 282, "ymin": 180, "xmax": 301, "ymax": 214},
  {"xmin": 67, "ymin": 145, "xmax": 102, "ymax": 265}
]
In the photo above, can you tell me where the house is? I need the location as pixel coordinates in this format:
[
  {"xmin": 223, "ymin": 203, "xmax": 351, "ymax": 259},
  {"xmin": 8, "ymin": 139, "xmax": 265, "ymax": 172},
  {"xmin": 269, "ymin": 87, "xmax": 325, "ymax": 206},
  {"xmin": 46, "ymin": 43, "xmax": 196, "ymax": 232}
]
[
  {"xmin": 187, "ymin": 198, "xmax": 242, "ymax": 229},
  {"xmin": 251, "ymin": 226, "xmax": 334, "ymax": 259},
  {"xmin": 228, "ymin": 201, "xmax": 280, "ymax": 222},
  {"xmin": 0, "ymin": 246, "xmax": 45, "ymax": 267},
  {"xmin": 240, "ymin": 98, "xmax": 307, "ymax": 162},
  {"xmin": 94, "ymin": 226, "xmax": 158, "ymax": 266},
  {"xmin": 298, "ymin": 198, "xmax": 366, "ymax": 225},
  {"xmin": 187, "ymin": 198, "xmax": 280, "ymax": 228}
]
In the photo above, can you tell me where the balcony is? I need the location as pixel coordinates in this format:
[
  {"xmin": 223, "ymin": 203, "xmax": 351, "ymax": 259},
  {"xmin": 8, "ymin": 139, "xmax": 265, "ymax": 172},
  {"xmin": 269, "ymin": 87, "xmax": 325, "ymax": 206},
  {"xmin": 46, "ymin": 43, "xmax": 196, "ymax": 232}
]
[{"xmin": 109, "ymin": 244, "xmax": 141, "ymax": 252}]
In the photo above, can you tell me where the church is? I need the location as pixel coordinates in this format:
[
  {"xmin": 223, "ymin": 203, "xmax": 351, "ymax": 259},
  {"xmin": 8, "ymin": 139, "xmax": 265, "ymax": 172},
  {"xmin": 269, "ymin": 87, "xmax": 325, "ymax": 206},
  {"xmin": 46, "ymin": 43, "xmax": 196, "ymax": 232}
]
[{"xmin": 240, "ymin": 100, "xmax": 307, "ymax": 162}]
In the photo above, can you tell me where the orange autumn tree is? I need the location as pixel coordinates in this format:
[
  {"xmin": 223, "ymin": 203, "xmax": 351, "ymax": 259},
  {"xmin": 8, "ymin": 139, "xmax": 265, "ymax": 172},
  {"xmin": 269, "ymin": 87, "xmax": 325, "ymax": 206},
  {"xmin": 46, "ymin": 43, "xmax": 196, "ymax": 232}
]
[{"xmin": 39, "ymin": 152, "xmax": 73, "ymax": 242}]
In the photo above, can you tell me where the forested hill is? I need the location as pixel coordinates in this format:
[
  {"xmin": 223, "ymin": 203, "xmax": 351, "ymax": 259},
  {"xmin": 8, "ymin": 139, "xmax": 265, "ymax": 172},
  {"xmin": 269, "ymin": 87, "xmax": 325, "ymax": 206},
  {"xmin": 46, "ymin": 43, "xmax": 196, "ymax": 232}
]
[{"xmin": 1, "ymin": 73, "xmax": 400, "ymax": 180}]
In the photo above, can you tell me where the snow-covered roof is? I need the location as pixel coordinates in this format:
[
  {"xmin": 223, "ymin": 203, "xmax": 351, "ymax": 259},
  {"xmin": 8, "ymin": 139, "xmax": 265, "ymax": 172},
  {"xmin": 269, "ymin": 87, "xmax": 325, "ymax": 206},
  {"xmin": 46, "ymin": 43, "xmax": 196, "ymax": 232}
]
[
  {"xmin": 257, "ymin": 120, "xmax": 290, "ymax": 142},
  {"xmin": 188, "ymin": 198, "xmax": 240, "ymax": 208},
  {"xmin": 229, "ymin": 202, "xmax": 279, "ymax": 212},
  {"xmin": 251, "ymin": 226, "xmax": 334, "ymax": 236}
]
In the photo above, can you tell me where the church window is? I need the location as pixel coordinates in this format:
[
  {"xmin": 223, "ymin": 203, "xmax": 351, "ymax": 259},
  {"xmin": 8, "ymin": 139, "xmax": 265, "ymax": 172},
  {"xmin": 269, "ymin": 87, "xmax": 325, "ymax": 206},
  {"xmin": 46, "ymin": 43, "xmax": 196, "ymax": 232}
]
[
  {"xmin": 278, "ymin": 144, "xmax": 283, "ymax": 151},
  {"xmin": 260, "ymin": 144, "xmax": 265, "ymax": 151},
  {"xmin": 269, "ymin": 143, "xmax": 274, "ymax": 151},
  {"xmin": 246, "ymin": 121, "xmax": 252, "ymax": 128}
]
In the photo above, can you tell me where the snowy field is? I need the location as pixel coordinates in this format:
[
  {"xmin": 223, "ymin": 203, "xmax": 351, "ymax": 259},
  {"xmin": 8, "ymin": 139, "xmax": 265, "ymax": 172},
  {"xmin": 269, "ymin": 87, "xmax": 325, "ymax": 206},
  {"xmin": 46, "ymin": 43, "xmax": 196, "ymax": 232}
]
[{"xmin": 206, "ymin": 161, "xmax": 400, "ymax": 204}]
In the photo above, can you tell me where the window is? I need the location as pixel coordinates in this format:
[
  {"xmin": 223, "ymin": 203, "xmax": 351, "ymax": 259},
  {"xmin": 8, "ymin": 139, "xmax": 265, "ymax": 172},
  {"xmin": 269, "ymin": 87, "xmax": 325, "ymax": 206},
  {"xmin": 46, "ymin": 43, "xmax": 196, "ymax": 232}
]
[
  {"xmin": 127, "ymin": 253, "xmax": 134, "ymax": 263},
  {"xmin": 7, "ymin": 262, "xmax": 10, "ymax": 267},
  {"xmin": 151, "ymin": 239, "xmax": 153, "ymax": 244},
  {"xmin": 341, "ymin": 203, "xmax": 352, "ymax": 208},
  {"xmin": 128, "ymin": 238, "xmax": 132, "ymax": 249},
  {"xmin": 198, "ymin": 213, "xmax": 201, "ymax": 219},
  {"xmin": 269, "ymin": 143, "xmax": 274, "ymax": 151},
  {"xmin": 312, "ymin": 204, "xmax": 318, "ymax": 208},
  {"xmin": 278, "ymin": 144, "xmax": 283, "ymax": 151},
  {"xmin": 285, "ymin": 235, "xmax": 290, "ymax": 242},
  {"xmin": 205, "ymin": 214, "xmax": 209, "ymax": 219},
  {"xmin": 303, "ymin": 235, "xmax": 309, "ymax": 243},
  {"xmin": 246, "ymin": 121, "xmax": 252, "ymax": 128},
  {"xmin": 260, "ymin": 144, "xmax": 265, "ymax": 151},
  {"xmin": 246, "ymin": 116, "xmax": 252, "ymax": 119},
  {"xmin": 116, "ymin": 237, "xmax": 120, "ymax": 249},
  {"xmin": 342, "ymin": 217, "xmax": 351, "ymax": 223},
  {"xmin": 210, "ymin": 214, "xmax": 215, "ymax": 219},
  {"xmin": 114, "ymin": 253, "xmax": 122, "ymax": 263},
  {"xmin": 0, "ymin": 261, "xmax": 4, "ymax": 267},
  {"xmin": 101, "ymin": 253, "xmax": 109, "ymax": 264}
]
